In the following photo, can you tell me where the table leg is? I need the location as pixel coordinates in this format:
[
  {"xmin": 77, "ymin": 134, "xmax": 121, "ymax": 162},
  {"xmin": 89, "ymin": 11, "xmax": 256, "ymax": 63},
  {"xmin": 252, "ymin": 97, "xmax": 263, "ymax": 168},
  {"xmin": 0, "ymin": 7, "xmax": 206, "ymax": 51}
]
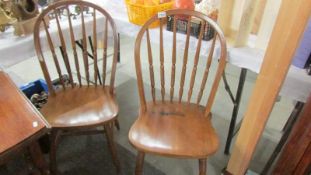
[
  {"xmin": 224, "ymin": 68, "xmax": 247, "ymax": 155},
  {"xmin": 29, "ymin": 141, "xmax": 50, "ymax": 175},
  {"xmin": 117, "ymin": 33, "xmax": 120, "ymax": 63},
  {"xmin": 261, "ymin": 101, "xmax": 304, "ymax": 174}
]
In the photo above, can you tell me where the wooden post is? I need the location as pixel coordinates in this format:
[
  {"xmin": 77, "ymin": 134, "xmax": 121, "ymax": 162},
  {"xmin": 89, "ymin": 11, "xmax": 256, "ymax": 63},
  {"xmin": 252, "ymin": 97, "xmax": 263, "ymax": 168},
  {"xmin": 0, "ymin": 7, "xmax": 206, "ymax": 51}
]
[
  {"xmin": 255, "ymin": 0, "xmax": 282, "ymax": 50},
  {"xmin": 234, "ymin": 0, "xmax": 260, "ymax": 46},
  {"xmin": 251, "ymin": 0, "xmax": 267, "ymax": 35},
  {"xmin": 218, "ymin": 0, "xmax": 235, "ymax": 36},
  {"xmin": 226, "ymin": 0, "xmax": 311, "ymax": 174}
]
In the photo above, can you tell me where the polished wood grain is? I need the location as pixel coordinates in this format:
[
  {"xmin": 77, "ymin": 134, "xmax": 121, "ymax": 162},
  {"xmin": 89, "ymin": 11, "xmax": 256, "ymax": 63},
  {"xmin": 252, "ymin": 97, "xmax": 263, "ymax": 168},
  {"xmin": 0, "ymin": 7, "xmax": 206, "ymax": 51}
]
[
  {"xmin": 0, "ymin": 71, "xmax": 48, "ymax": 155},
  {"xmin": 129, "ymin": 102, "xmax": 219, "ymax": 158},
  {"xmin": 33, "ymin": 1, "xmax": 120, "ymax": 174},
  {"xmin": 40, "ymin": 86, "xmax": 118, "ymax": 128},
  {"xmin": 130, "ymin": 9, "xmax": 227, "ymax": 175},
  {"xmin": 0, "ymin": 72, "xmax": 49, "ymax": 173},
  {"xmin": 272, "ymin": 93, "xmax": 311, "ymax": 175}
]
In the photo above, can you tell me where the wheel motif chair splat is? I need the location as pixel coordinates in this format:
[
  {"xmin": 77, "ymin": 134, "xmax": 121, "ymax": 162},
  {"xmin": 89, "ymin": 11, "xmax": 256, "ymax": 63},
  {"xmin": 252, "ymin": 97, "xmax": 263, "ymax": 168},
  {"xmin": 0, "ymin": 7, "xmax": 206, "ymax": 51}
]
[
  {"xmin": 33, "ymin": 1, "xmax": 120, "ymax": 174},
  {"xmin": 128, "ymin": 9, "xmax": 227, "ymax": 175}
]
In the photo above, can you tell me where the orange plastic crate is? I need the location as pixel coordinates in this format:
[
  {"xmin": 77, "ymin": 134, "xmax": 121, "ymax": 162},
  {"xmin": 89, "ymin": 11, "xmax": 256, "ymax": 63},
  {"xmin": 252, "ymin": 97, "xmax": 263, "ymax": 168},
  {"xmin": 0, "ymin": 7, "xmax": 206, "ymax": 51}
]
[{"xmin": 125, "ymin": 0, "xmax": 174, "ymax": 28}]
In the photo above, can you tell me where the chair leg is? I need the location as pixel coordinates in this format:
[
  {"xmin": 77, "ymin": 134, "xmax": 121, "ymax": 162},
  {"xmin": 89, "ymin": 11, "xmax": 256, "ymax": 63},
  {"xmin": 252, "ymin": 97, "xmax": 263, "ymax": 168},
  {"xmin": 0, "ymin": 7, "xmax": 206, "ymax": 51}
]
[
  {"xmin": 49, "ymin": 130, "xmax": 62, "ymax": 175},
  {"xmin": 114, "ymin": 119, "xmax": 120, "ymax": 130},
  {"xmin": 135, "ymin": 151, "xmax": 145, "ymax": 175},
  {"xmin": 29, "ymin": 141, "xmax": 50, "ymax": 175},
  {"xmin": 199, "ymin": 159, "xmax": 207, "ymax": 175},
  {"xmin": 104, "ymin": 123, "xmax": 120, "ymax": 174}
]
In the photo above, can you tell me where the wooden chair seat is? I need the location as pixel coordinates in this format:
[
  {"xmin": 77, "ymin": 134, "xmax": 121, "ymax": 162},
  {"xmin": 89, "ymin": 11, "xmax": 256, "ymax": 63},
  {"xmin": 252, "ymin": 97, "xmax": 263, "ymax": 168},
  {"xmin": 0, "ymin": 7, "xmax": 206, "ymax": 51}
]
[
  {"xmin": 129, "ymin": 102, "xmax": 219, "ymax": 158},
  {"xmin": 41, "ymin": 86, "xmax": 118, "ymax": 128}
]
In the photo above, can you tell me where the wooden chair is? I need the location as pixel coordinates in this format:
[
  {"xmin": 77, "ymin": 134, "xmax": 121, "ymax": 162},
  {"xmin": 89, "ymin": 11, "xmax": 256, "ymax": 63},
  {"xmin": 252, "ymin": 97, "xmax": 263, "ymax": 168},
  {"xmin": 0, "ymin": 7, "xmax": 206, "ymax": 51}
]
[
  {"xmin": 33, "ymin": 1, "xmax": 120, "ymax": 174},
  {"xmin": 129, "ymin": 9, "xmax": 227, "ymax": 175}
]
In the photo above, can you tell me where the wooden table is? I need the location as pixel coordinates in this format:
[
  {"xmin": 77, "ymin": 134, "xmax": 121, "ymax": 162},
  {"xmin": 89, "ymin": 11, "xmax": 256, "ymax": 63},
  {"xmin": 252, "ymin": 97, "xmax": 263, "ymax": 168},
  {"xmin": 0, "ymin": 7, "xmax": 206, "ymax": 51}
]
[{"xmin": 0, "ymin": 71, "xmax": 50, "ymax": 174}]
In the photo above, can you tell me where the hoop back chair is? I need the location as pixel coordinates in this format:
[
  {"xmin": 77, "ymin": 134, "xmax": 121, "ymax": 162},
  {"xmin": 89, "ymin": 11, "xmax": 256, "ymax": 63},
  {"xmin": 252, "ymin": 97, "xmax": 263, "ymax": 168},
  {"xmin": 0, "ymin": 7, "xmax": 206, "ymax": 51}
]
[
  {"xmin": 33, "ymin": 1, "xmax": 120, "ymax": 173},
  {"xmin": 129, "ymin": 9, "xmax": 227, "ymax": 175}
]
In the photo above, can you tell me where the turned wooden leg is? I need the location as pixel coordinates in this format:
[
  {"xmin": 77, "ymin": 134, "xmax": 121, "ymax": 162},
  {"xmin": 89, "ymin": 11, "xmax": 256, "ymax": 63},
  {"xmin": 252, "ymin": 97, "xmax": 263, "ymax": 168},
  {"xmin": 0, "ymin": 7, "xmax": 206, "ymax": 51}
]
[
  {"xmin": 29, "ymin": 141, "xmax": 50, "ymax": 175},
  {"xmin": 135, "ymin": 151, "xmax": 145, "ymax": 175},
  {"xmin": 199, "ymin": 159, "xmax": 207, "ymax": 175},
  {"xmin": 49, "ymin": 130, "xmax": 62, "ymax": 175},
  {"xmin": 104, "ymin": 123, "xmax": 120, "ymax": 174}
]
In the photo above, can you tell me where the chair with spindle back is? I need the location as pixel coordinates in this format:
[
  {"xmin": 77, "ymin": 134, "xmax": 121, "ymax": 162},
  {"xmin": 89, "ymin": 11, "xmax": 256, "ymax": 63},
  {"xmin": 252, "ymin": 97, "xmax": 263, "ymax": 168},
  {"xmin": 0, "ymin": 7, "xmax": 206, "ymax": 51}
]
[
  {"xmin": 33, "ymin": 1, "xmax": 120, "ymax": 174},
  {"xmin": 128, "ymin": 9, "xmax": 227, "ymax": 175}
]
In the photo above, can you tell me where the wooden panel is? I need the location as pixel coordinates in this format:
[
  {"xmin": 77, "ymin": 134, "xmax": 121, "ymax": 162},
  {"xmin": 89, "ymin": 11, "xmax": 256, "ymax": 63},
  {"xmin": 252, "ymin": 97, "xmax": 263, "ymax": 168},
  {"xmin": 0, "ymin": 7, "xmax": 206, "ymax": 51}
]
[
  {"xmin": 234, "ymin": 0, "xmax": 260, "ymax": 46},
  {"xmin": 0, "ymin": 71, "xmax": 48, "ymax": 154},
  {"xmin": 226, "ymin": 0, "xmax": 311, "ymax": 173},
  {"xmin": 272, "ymin": 93, "xmax": 311, "ymax": 174}
]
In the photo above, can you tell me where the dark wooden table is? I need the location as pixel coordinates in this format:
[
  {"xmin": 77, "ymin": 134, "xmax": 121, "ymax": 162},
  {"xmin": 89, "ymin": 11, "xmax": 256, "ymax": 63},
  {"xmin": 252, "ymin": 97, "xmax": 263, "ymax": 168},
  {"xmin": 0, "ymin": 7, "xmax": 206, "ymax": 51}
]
[{"xmin": 0, "ymin": 71, "xmax": 50, "ymax": 174}]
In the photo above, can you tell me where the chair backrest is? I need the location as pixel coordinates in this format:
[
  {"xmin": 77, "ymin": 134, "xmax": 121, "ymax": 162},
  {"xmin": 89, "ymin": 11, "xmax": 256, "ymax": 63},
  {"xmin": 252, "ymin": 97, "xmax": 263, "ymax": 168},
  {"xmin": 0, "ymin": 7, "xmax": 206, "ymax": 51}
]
[
  {"xmin": 34, "ymin": 0, "xmax": 118, "ymax": 96},
  {"xmin": 134, "ymin": 9, "xmax": 227, "ymax": 117}
]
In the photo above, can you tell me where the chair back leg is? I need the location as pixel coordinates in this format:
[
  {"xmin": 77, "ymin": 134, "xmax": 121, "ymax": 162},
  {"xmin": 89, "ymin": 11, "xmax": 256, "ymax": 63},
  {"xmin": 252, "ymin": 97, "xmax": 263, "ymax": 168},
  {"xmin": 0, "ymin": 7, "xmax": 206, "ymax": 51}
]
[
  {"xmin": 135, "ymin": 151, "xmax": 145, "ymax": 175},
  {"xmin": 104, "ymin": 123, "xmax": 121, "ymax": 174},
  {"xmin": 49, "ymin": 130, "xmax": 62, "ymax": 174}
]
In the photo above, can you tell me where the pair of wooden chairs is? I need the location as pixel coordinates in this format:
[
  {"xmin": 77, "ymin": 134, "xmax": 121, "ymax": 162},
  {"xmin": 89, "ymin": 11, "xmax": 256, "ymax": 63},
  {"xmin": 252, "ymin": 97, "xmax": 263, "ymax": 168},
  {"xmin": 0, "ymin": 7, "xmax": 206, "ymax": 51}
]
[{"xmin": 34, "ymin": 1, "xmax": 226, "ymax": 174}]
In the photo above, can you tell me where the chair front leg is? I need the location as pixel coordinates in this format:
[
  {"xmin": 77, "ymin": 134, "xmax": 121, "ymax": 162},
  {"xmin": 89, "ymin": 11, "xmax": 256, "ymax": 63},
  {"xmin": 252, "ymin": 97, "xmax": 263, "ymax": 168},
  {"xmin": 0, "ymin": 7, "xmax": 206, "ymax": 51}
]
[
  {"xmin": 49, "ymin": 130, "xmax": 62, "ymax": 175},
  {"xmin": 104, "ymin": 123, "xmax": 120, "ymax": 174},
  {"xmin": 135, "ymin": 151, "xmax": 145, "ymax": 175},
  {"xmin": 199, "ymin": 159, "xmax": 207, "ymax": 175}
]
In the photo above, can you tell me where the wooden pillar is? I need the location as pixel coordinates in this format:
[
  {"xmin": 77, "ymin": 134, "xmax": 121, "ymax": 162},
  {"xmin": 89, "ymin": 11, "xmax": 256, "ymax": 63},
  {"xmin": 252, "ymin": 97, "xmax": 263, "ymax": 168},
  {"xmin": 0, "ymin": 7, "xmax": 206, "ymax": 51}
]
[
  {"xmin": 234, "ymin": 0, "xmax": 260, "ymax": 46},
  {"xmin": 218, "ymin": 0, "xmax": 235, "ymax": 36},
  {"xmin": 226, "ymin": 0, "xmax": 311, "ymax": 174},
  {"xmin": 251, "ymin": 0, "xmax": 267, "ymax": 34},
  {"xmin": 255, "ymin": 0, "xmax": 282, "ymax": 50}
]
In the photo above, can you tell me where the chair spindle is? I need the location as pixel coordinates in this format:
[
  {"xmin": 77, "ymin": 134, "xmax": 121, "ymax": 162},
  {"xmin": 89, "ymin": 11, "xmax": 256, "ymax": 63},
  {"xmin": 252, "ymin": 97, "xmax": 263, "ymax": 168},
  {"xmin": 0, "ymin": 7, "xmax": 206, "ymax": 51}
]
[
  {"xmin": 92, "ymin": 8, "xmax": 99, "ymax": 86},
  {"xmin": 81, "ymin": 5, "xmax": 90, "ymax": 86},
  {"xmin": 54, "ymin": 10, "xmax": 74, "ymax": 88},
  {"xmin": 66, "ymin": 6, "xmax": 82, "ymax": 87},
  {"xmin": 187, "ymin": 22, "xmax": 205, "ymax": 102},
  {"xmin": 42, "ymin": 18, "xmax": 66, "ymax": 90},
  {"xmin": 196, "ymin": 35, "xmax": 217, "ymax": 104},
  {"xmin": 170, "ymin": 15, "xmax": 177, "ymax": 102},
  {"xmin": 178, "ymin": 16, "xmax": 191, "ymax": 102},
  {"xmin": 102, "ymin": 18, "xmax": 108, "ymax": 86},
  {"xmin": 146, "ymin": 29, "xmax": 156, "ymax": 102},
  {"xmin": 159, "ymin": 18, "xmax": 165, "ymax": 102}
]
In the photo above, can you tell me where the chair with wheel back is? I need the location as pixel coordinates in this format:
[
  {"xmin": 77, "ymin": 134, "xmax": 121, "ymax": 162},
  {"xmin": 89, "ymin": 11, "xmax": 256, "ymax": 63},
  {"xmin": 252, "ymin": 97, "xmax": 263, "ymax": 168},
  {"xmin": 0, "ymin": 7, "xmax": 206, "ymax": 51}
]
[
  {"xmin": 128, "ymin": 9, "xmax": 227, "ymax": 175},
  {"xmin": 33, "ymin": 1, "xmax": 120, "ymax": 174}
]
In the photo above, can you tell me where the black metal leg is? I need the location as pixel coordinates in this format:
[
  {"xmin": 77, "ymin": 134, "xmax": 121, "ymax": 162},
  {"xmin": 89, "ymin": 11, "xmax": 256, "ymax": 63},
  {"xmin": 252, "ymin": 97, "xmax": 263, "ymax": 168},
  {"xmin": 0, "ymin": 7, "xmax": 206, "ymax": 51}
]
[
  {"xmin": 261, "ymin": 101, "xmax": 304, "ymax": 174},
  {"xmin": 117, "ymin": 33, "xmax": 120, "ymax": 63},
  {"xmin": 224, "ymin": 68, "xmax": 247, "ymax": 155},
  {"xmin": 75, "ymin": 40, "xmax": 94, "ymax": 59}
]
